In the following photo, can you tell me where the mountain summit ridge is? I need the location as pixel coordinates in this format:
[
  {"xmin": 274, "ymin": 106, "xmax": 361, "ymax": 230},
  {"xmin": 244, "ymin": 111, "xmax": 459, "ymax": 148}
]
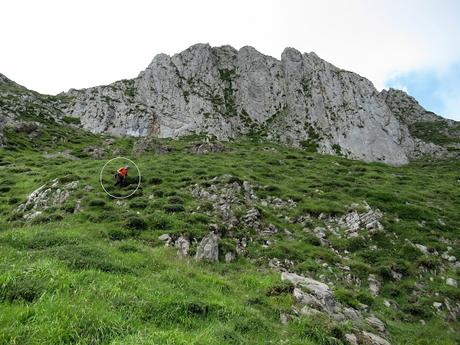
[{"xmin": 2, "ymin": 43, "xmax": 459, "ymax": 164}]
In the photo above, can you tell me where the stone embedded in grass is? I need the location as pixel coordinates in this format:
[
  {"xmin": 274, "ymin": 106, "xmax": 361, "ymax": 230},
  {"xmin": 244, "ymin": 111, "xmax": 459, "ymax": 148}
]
[
  {"xmin": 15, "ymin": 178, "xmax": 79, "ymax": 221},
  {"xmin": 175, "ymin": 236, "xmax": 190, "ymax": 257},
  {"xmin": 368, "ymin": 274, "xmax": 381, "ymax": 296},
  {"xmin": 195, "ymin": 232, "xmax": 219, "ymax": 262},
  {"xmin": 225, "ymin": 252, "xmax": 235, "ymax": 263},
  {"xmin": 446, "ymin": 278, "xmax": 457, "ymax": 287},
  {"xmin": 360, "ymin": 331, "xmax": 391, "ymax": 345}
]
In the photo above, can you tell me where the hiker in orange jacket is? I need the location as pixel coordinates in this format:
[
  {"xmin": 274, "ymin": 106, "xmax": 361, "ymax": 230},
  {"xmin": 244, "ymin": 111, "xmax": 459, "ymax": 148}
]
[{"xmin": 114, "ymin": 165, "xmax": 129, "ymax": 187}]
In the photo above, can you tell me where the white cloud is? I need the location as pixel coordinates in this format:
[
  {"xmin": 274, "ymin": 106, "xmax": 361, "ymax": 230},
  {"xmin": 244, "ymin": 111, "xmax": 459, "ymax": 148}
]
[{"xmin": 0, "ymin": 0, "xmax": 459, "ymax": 96}]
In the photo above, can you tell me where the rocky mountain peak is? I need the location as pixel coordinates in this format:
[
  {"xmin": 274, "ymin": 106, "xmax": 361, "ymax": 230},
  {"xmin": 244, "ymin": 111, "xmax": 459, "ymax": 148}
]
[{"xmin": 2, "ymin": 44, "xmax": 458, "ymax": 165}]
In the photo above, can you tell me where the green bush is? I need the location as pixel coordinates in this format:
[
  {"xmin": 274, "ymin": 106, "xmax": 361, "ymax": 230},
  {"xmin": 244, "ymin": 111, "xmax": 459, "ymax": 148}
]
[
  {"xmin": 345, "ymin": 236, "xmax": 367, "ymax": 252},
  {"xmin": 88, "ymin": 199, "xmax": 106, "ymax": 207},
  {"xmin": 146, "ymin": 213, "xmax": 171, "ymax": 230},
  {"xmin": 168, "ymin": 196, "xmax": 184, "ymax": 204},
  {"xmin": 0, "ymin": 272, "xmax": 46, "ymax": 303},
  {"xmin": 164, "ymin": 204, "xmax": 185, "ymax": 213},
  {"xmin": 149, "ymin": 177, "xmax": 162, "ymax": 185},
  {"xmin": 129, "ymin": 199, "xmax": 148, "ymax": 209},
  {"xmin": 107, "ymin": 228, "xmax": 130, "ymax": 241},
  {"xmin": 123, "ymin": 216, "xmax": 148, "ymax": 231},
  {"xmin": 0, "ymin": 186, "xmax": 11, "ymax": 193},
  {"xmin": 49, "ymin": 245, "xmax": 131, "ymax": 273},
  {"xmin": 152, "ymin": 189, "xmax": 164, "ymax": 197},
  {"xmin": 334, "ymin": 288, "xmax": 359, "ymax": 308}
]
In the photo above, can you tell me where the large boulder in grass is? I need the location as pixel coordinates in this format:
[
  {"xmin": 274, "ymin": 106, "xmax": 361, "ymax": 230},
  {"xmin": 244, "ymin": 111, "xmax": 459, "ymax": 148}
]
[
  {"xmin": 195, "ymin": 232, "xmax": 219, "ymax": 262},
  {"xmin": 281, "ymin": 272, "xmax": 336, "ymax": 313},
  {"xmin": 15, "ymin": 178, "xmax": 79, "ymax": 221}
]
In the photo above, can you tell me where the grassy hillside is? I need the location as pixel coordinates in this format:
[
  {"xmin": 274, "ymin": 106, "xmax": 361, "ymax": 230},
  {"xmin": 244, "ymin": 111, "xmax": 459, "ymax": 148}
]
[{"xmin": 0, "ymin": 121, "xmax": 459, "ymax": 345}]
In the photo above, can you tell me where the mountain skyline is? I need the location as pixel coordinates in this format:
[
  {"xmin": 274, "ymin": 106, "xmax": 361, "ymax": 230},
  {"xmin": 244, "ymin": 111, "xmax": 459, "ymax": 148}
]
[{"xmin": 1, "ymin": 0, "xmax": 459, "ymax": 120}]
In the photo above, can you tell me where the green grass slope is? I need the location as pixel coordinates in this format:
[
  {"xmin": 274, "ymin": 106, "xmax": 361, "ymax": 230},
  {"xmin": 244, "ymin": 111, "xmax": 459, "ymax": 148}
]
[{"xmin": 0, "ymin": 120, "xmax": 459, "ymax": 345}]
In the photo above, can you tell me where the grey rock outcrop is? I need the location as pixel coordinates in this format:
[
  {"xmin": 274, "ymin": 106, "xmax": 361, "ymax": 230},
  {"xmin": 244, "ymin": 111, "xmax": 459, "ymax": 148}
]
[
  {"xmin": 281, "ymin": 271, "xmax": 391, "ymax": 343},
  {"xmin": 15, "ymin": 178, "xmax": 79, "ymax": 220},
  {"xmin": 361, "ymin": 331, "xmax": 391, "ymax": 345},
  {"xmin": 175, "ymin": 236, "xmax": 190, "ymax": 257},
  {"xmin": 368, "ymin": 274, "xmax": 381, "ymax": 297},
  {"xmin": 330, "ymin": 201, "xmax": 384, "ymax": 237},
  {"xmin": 58, "ymin": 44, "xmax": 459, "ymax": 165},
  {"xmin": 195, "ymin": 232, "xmax": 219, "ymax": 262},
  {"xmin": 282, "ymin": 272, "xmax": 337, "ymax": 313}
]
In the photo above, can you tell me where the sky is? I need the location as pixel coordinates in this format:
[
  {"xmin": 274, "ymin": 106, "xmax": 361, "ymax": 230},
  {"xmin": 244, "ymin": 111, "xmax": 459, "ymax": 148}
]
[{"xmin": 1, "ymin": 0, "xmax": 459, "ymax": 120}]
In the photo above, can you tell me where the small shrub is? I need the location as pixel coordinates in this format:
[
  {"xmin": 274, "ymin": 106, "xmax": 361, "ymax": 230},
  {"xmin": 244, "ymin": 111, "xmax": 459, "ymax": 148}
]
[
  {"xmin": 0, "ymin": 273, "xmax": 46, "ymax": 303},
  {"xmin": 152, "ymin": 189, "xmax": 164, "ymax": 197},
  {"xmin": 129, "ymin": 199, "xmax": 148, "ymax": 209},
  {"xmin": 147, "ymin": 213, "xmax": 171, "ymax": 230},
  {"xmin": 123, "ymin": 216, "xmax": 147, "ymax": 231},
  {"xmin": 168, "ymin": 196, "xmax": 184, "ymax": 204},
  {"xmin": 266, "ymin": 281, "xmax": 294, "ymax": 296},
  {"xmin": 0, "ymin": 186, "xmax": 11, "ymax": 193},
  {"xmin": 345, "ymin": 237, "xmax": 367, "ymax": 252},
  {"xmin": 187, "ymin": 213, "xmax": 210, "ymax": 224},
  {"xmin": 108, "ymin": 228, "xmax": 130, "ymax": 241},
  {"xmin": 164, "ymin": 204, "xmax": 185, "ymax": 213},
  {"xmin": 356, "ymin": 291, "xmax": 374, "ymax": 306},
  {"xmin": 334, "ymin": 288, "xmax": 359, "ymax": 308},
  {"xmin": 149, "ymin": 177, "xmax": 163, "ymax": 185},
  {"xmin": 8, "ymin": 197, "xmax": 20, "ymax": 205},
  {"xmin": 88, "ymin": 199, "xmax": 106, "ymax": 207},
  {"xmin": 117, "ymin": 242, "xmax": 139, "ymax": 253},
  {"xmin": 50, "ymin": 245, "xmax": 130, "ymax": 273}
]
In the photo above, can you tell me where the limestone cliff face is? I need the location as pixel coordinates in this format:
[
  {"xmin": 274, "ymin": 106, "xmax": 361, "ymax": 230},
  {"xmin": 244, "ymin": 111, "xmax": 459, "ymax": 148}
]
[{"xmin": 57, "ymin": 44, "xmax": 458, "ymax": 165}]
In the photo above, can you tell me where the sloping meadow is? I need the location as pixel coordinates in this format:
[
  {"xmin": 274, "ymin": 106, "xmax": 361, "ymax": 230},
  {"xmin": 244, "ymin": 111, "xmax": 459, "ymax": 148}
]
[{"xmin": 0, "ymin": 129, "xmax": 459, "ymax": 344}]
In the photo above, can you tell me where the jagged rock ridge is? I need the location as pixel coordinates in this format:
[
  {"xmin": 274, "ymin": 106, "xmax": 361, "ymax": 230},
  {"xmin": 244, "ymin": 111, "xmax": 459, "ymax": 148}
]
[{"xmin": 2, "ymin": 45, "xmax": 459, "ymax": 164}]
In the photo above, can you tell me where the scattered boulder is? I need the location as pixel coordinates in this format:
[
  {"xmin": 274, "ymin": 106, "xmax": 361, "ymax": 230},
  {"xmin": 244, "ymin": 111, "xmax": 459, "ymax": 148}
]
[
  {"xmin": 236, "ymin": 238, "xmax": 248, "ymax": 256},
  {"xmin": 345, "ymin": 333, "xmax": 359, "ymax": 345},
  {"xmin": 366, "ymin": 315, "xmax": 386, "ymax": 332},
  {"xmin": 261, "ymin": 223, "xmax": 278, "ymax": 236},
  {"xmin": 195, "ymin": 232, "xmax": 219, "ymax": 262},
  {"xmin": 360, "ymin": 331, "xmax": 391, "ymax": 345},
  {"xmin": 74, "ymin": 199, "xmax": 82, "ymax": 213},
  {"xmin": 446, "ymin": 278, "xmax": 457, "ymax": 287},
  {"xmin": 414, "ymin": 244, "xmax": 430, "ymax": 255},
  {"xmin": 280, "ymin": 313, "xmax": 291, "ymax": 325},
  {"xmin": 158, "ymin": 234, "xmax": 173, "ymax": 246},
  {"xmin": 13, "ymin": 121, "xmax": 42, "ymax": 138},
  {"xmin": 433, "ymin": 302, "xmax": 442, "ymax": 311},
  {"xmin": 280, "ymin": 271, "xmax": 391, "ymax": 344},
  {"xmin": 331, "ymin": 201, "xmax": 384, "ymax": 237},
  {"xmin": 15, "ymin": 178, "xmax": 79, "ymax": 220},
  {"xmin": 191, "ymin": 175, "xmax": 296, "ymax": 231},
  {"xmin": 242, "ymin": 207, "xmax": 261, "ymax": 230},
  {"xmin": 368, "ymin": 274, "xmax": 381, "ymax": 296},
  {"xmin": 225, "ymin": 252, "xmax": 235, "ymax": 263},
  {"xmin": 175, "ymin": 236, "xmax": 190, "ymax": 257},
  {"xmin": 269, "ymin": 258, "xmax": 294, "ymax": 272},
  {"xmin": 281, "ymin": 272, "xmax": 336, "ymax": 313}
]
